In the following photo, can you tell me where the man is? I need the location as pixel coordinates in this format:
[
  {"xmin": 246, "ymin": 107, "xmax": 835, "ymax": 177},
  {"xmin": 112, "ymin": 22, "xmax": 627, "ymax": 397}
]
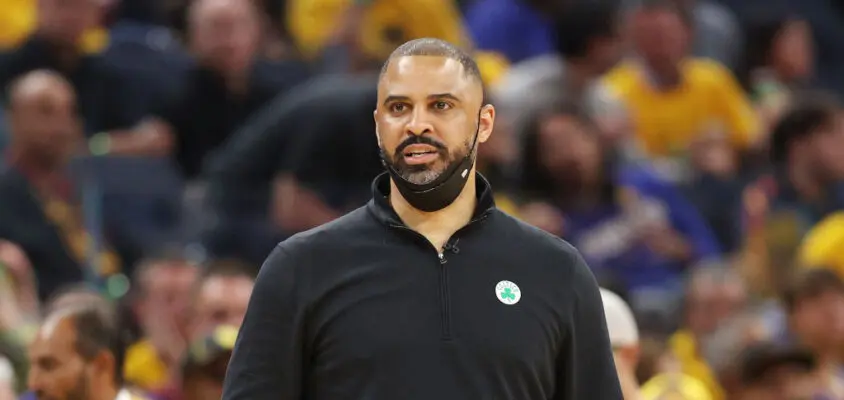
[
  {"xmin": 0, "ymin": 70, "xmax": 121, "ymax": 301},
  {"xmin": 27, "ymin": 301, "xmax": 147, "ymax": 399},
  {"xmin": 0, "ymin": 0, "xmax": 137, "ymax": 135},
  {"xmin": 493, "ymin": 1, "xmax": 623, "ymax": 138},
  {"xmin": 223, "ymin": 38, "xmax": 620, "ymax": 399},
  {"xmin": 782, "ymin": 268, "xmax": 844, "ymax": 397},
  {"xmin": 743, "ymin": 94, "xmax": 844, "ymax": 296},
  {"xmin": 735, "ymin": 342, "xmax": 819, "ymax": 400},
  {"xmin": 107, "ymin": 0, "xmax": 308, "ymax": 176},
  {"xmin": 157, "ymin": 324, "xmax": 239, "ymax": 400},
  {"xmin": 602, "ymin": 0, "xmax": 758, "ymax": 170},
  {"xmin": 124, "ymin": 255, "xmax": 200, "ymax": 392},
  {"xmin": 189, "ymin": 260, "xmax": 255, "ymax": 337}
]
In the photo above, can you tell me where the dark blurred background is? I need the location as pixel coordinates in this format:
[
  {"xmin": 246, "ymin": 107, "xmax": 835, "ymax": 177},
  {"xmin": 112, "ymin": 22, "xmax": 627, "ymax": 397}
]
[{"xmin": 2, "ymin": 0, "xmax": 844, "ymax": 398}]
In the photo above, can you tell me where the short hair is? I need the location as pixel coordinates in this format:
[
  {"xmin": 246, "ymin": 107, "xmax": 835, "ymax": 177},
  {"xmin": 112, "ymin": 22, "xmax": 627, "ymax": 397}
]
[
  {"xmin": 380, "ymin": 38, "xmax": 483, "ymax": 89},
  {"xmin": 130, "ymin": 248, "xmax": 197, "ymax": 300},
  {"xmin": 770, "ymin": 92, "xmax": 841, "ymax": 165},
  {"xmin": 43, "ymin": 283, "xmax": 106, "ymax": 316},
  {"xmin": 782, "ymin": 268, "xmax": 844, "ymax": 313},
  {"xmin": 553, "ymin": 1, "xmax": 620, "ymax": 59},
  {"xmin": 49, "ymin": 303, "xmax": 127, "ymax": 385}
]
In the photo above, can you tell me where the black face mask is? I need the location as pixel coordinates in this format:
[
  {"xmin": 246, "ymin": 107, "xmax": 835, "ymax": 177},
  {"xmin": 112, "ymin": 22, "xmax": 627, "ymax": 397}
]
[{"xmin": 380, "ymin": 110, "xmax": 482, "ymax": 212}]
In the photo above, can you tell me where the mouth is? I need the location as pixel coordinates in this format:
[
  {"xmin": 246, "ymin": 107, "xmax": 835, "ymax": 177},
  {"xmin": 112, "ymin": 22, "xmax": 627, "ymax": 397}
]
[{"xmin": 401, "ymin": 144, "xmax": 440, "ymax": 165}]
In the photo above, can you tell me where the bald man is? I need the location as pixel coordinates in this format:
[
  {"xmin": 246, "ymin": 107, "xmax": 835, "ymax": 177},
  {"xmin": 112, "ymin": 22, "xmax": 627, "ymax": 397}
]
[
  {"xmin": 0, "ymin": 70, "xmax": 120, "ymax": 301},
  {"xmin": 27, "ymin": 303, "xmax": 147, "ymax": 400}
]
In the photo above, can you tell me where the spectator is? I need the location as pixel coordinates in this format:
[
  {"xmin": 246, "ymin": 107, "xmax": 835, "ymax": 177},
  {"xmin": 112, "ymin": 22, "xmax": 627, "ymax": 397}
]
[
  {"xmin": 188, "ymin": 260, "xmax": 255, "ymax": 338},
  {"xmin": 0, "ymin": 0, "xmax": 108, "ymax": 52},
  {"xmin": 123, "ymin": 255, "xmax": 199, "ymax": 393},
  {"xmin": 0, "ymin": 70, "xmax": 122, "ymax": 302},
  {"xmin": 0, "ymin": 0, "xmax": 138, "ymax": 135},
  {"xmin": 158, "ymin": 324, "xmax": 238, "ymax": 400},
  {"xmin": 798, "ymin": 211, "xmax": 844, "ymax": 279},
  {"xmin": 737, "ymin": 13, "xmax": 814, "ymax": 133},
  {"xmin": 464, "ymin": 0, "xmax": 559, "ymax": 64},
  {"xmin": 286, "ymin": 0, "xmax": 469, "ymax": 70},
  {"xmin": 27, "ymin": 301, "xmax": 149, "ymax": 399},
  {"xmin": 602, "ymin": 0, "xmax": 759, "ymax": 178},
  {"xmin": 669, "ymin": 266, "xmax": 747, "ymax": 400},
  {"xmin": 519, "ymin": 105, "xmax": 720, "ymax": 306},
  {"xmin": 493, "ymin": 1, "xmax": 623, "ymax": 138},
  {"xmin": 118, "ymin": 0, "xmax": 309, "ymax": 178},
  {"xmin": 742, "ymin": 94, "xmax": 844, "ymax": 296},
  {"xmin": 782, "ymin": 268, "xmax": 844, "ymax": 397},
  {"xmin": 735, "ymin": 342, "xmax": 819, "ymax": 400}
]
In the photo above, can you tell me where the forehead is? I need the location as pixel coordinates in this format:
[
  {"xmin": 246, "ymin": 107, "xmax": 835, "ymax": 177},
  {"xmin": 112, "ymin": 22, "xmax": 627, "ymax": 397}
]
[
  {"xmin": 31, "ymin": 318, "xmax": 77, "ymax": 357},
  {"xmin": 200, "ymin": 276, "xmax": 252, "ymax": 299},
  {"xmin": 378, "ymin": 56, "xmax": 480, "ymax": 100}
]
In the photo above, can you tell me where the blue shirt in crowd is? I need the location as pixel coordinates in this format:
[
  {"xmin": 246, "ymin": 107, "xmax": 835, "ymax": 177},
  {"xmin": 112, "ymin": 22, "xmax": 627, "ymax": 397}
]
[{"xmin": 464, "ymin": 0, "xmax": 554, "ymax": 63}]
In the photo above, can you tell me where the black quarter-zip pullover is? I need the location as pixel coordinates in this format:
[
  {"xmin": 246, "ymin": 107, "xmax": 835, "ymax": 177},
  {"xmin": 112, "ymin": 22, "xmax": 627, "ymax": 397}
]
[{"xmin": 223, "ymin": 172, "xmax": 622, "ymax": 400}]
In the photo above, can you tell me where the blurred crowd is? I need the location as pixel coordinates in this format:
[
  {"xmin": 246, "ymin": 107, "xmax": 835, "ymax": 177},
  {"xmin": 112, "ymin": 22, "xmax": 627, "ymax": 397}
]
[{"xmin": 0, "ymin": 0, "xmax": 844, "ymax": 398}]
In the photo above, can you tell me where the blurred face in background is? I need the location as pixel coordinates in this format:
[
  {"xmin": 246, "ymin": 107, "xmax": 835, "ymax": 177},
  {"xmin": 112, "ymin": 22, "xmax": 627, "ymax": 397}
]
[
  {"xmin": 37, "ymin": 0, "xmax": 102, "ymax": 44},
  {"xmin": 790, "ymin": 290, "xmax": 844, "ymax": 353},
  {"xmin": 136, "ymin": 260, "xmax": 198, "ymax": 339},
  {"xmin": 189, "ymin": 0, "xmax": 260, "ymax": 78},
  {"xmin": 8, "ymin": 72, "xmax": 82, "ymax": 170},
  {"xmin": 538, "ymin": 113, "xmax": 603, "ymax": 187},
  {"xmin": 631, "ymin": 8, "xmax": 689, "ymax": 74},
  {"xmin": 191, "ymin": 275, "xmax": 253, "ymax": 338},
  {"xmin": 376, "ymin": 55, "xmax": 493, "ymax": 185},
  {"xmin": 808, "ymin": 112, "xmax": 844, "ymax": 182},
  {"xmin": 771, "ymin": 20, "xmax": 813, "ymax": 83},
  {"xmin": 28, "ymin": 318, "xmax": 100, "ymax": 400},
  {"xmin": 740, "ymin": 366, "xmax": 818, "ymax": 400},
  {"xmin": 182, "ymin": 357, "xmax": 229, "ymax": 400},
  {"xmin": 686, "ymin": 276, "xmax": 747, "ymax": 337}
]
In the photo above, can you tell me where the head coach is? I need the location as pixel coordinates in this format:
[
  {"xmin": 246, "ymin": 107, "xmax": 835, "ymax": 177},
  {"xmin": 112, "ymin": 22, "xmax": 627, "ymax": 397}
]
[{"xmin": 222, "ymin": 38, "xmax": 621, "ymax": 400}]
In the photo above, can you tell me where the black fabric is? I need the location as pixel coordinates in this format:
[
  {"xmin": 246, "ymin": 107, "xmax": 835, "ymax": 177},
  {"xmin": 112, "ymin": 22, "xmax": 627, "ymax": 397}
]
[
  {"xmin": 223, "ymin": 172, "xmax": 621, "ymax": 400},
  {"xmin": 0, "ymin": 35, "xmax": 139, "ymax": 135},
  {"xmin": 157, "ymin": 59, "xmax": 309, "ymax": 178},
  {"xmin": 0, "ymin": 168, "xmax": 84, "ymax": 301}
]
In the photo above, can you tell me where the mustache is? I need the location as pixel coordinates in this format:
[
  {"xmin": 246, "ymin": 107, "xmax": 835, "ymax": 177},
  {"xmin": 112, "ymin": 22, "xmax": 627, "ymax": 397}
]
[{"xmin": 395, "ymin": 135, "xmax": 448, "ymax": 155}]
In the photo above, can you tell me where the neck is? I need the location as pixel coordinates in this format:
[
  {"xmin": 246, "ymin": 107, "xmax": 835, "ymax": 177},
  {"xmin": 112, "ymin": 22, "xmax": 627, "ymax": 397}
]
[
  {"xmin": 389, "ymin": 173, "xmax": 478, "ymax": 251},
  {"xmin": 789, "ymin": 162, "xmax": 824, "ymax": 202},
  {"xmin": 7, "ymin": 148, "xmax": 61, "ymax": 180}
]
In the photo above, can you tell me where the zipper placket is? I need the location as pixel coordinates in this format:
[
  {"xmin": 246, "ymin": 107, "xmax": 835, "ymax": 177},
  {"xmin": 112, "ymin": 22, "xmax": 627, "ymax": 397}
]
[{"xmin": 389, "ymin": 212, "xmax": 490, "ymax": 340}]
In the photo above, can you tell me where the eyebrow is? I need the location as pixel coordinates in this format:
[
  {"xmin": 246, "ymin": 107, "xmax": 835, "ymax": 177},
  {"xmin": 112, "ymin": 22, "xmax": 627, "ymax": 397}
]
[{"xmin": 383, "ymin": 93, "xmax": 462, "ymax": 106}]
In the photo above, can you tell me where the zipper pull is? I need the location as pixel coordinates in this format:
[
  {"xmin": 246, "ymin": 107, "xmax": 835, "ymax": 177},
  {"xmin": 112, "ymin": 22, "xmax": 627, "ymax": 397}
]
[
  {"xmin": 438, "ymin": 253, "xmax": 447, "ymax": 264},
  {"xmin": 449, "ymin": 238, "xmax": 460, "ymax": 254}
]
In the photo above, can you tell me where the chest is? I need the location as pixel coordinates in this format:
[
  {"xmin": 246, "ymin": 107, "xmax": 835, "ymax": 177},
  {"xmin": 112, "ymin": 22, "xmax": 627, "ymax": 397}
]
[{"xmin": 304, "ymin": 239, "xmax": 568, "ymax": 373}]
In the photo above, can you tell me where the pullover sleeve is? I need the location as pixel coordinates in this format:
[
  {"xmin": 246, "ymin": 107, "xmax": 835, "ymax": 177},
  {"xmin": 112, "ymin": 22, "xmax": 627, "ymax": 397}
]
[
  {"xmin": 554, "ymin": 250, "xmax": 623, "ymax": 400},
  {"xmin": 223, "ymin": 244, "xmax": 307, "ymax": 399}
]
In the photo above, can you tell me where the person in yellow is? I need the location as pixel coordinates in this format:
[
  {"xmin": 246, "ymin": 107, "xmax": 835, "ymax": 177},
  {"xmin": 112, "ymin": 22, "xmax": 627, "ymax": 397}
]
[
  {"xmin": 287, "ymin": 0, "xmax": 468, "ymax": 63},
  {"xmin": 799, "ymin": 211, "xmax": 844, "ymax": 279},
  {"xmin": 0, "ymin": 0, "xmax": 107, "ymax": 53},
  {"xmin": 602, "ymin": 1, "xmax": 759, "ymax": 159}
]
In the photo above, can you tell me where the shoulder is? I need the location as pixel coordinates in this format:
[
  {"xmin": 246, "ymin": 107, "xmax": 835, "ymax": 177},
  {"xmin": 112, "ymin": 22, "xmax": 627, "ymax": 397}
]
[
  {"xmin": 274, "ymin": 206, "xmax": 378, "ymax": 260},
  {"xmin": 490, "ymin": 210, "xmax": 585, "ymax": 270},
  {"xmin": 683, "ymin": 58, "xmax": 736, "ymax": 84}
]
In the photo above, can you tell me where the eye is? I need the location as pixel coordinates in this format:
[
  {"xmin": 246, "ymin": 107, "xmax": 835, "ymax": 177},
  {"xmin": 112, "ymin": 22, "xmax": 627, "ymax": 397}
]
[
  {"xmin": 389, "ymin": 103, "xmax": 407, "ymax": 113},
  {"xmin": 433, "ymin": 101, "xmax": 452, "ymax": 111}
]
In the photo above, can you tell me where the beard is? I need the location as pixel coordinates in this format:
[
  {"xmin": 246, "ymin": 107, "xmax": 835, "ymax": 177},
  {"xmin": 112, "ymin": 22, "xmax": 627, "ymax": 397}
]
[
  {"xmin": 384, "ymin": 135, "xmax": 473, "ymax": 185},
  {"xmin": 35, "ymin": 370, "xmax": 89, "ymax": 400}
]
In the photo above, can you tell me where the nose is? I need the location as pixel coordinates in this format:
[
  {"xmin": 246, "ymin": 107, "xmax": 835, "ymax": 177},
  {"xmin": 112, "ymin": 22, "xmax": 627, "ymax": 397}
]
[{"xmin": 406, "ymin": 108, "xmax": 434, "ymax": 136}]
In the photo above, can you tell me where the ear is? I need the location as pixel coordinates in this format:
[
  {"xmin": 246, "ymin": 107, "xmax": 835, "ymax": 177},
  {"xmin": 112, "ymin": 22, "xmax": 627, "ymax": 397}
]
[
  {"xmin": 92, "ymin": 350, "xmax": 116, "ymax": 382},
  {"xmin": 373, "ymin": 109, "xmax": 382, "ymax": 147},
  {"xmin": 477, "ymin": 104, "xmax": 496, "ymax": 144}
]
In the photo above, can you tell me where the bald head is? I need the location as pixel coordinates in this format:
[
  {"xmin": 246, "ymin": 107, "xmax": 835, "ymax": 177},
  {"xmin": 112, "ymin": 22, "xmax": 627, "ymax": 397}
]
[
  {"xmin": 7, "ymin": 70, "xmax": 80, "ymax": 168},
  {"xmin": 8, "ymin": 70, "xmax": 74, "ymax": 110}
]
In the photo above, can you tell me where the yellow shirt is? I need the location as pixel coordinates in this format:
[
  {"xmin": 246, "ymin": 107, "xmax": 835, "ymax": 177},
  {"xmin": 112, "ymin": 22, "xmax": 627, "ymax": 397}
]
[
  {"xmin": 287, "ymin": 0, "xmax": 468, "ymax": 61},
  {"xmin": 641, "ymin": 373, "xmax": 713, "ymax": 400},
  {"xmin": 799, "ymin": 212, "xmax": 844, "ymax": 279},
  {"xmin": 669, "ymin": 330, "xmax": 725, "ymax": 400},
  {"xmin": 123, "ymin": 340, "xmax": 169, "ymax": 392},
  {"xmin": 602, "ymin": 59, "xmax": 759, "ymax": 157},
  {"xmin": 0, "ymin": 0, "xmax": 107, "ymax": 52}
]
